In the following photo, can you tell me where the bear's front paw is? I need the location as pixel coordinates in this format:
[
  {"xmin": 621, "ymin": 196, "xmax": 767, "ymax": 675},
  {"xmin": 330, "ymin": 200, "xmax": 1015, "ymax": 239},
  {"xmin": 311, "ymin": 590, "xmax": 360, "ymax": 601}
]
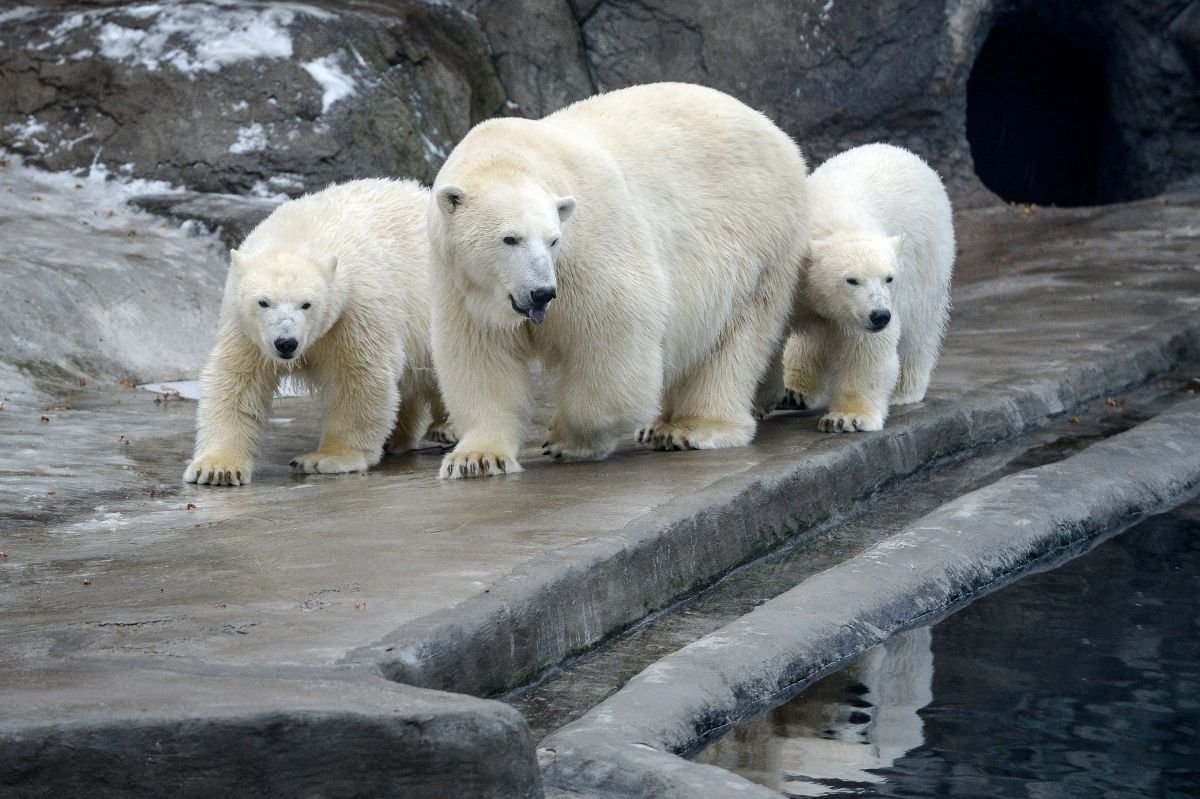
[
  {"xmin": 290, "ymin": 449, "xmax": 371, "ymax": 474},
  {"xmin": 425, "ymin": 421, "xmax": 459, "ymax": 447},
  {"xmin": 184, "ymin": 454, "xmax": 252, "ymax": 486},
  {"xmin": 440, "ymin": 449, "xmax": 521, "ymax": 479},
  {"xmin": 818, "ymin": 410, "xmax": 884, "ymax": 433},
  {"xmin": 777, "ymin": 389, "xmax": 809, "ymax": 411}
]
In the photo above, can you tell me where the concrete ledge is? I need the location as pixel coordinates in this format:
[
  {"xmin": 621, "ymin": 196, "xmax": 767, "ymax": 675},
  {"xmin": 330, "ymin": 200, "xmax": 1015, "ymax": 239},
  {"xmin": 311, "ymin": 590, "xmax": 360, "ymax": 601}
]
[
  {"xmin": 539, "ymin": 397, "xmax": 1200, "ymax": 798},
  {"xmin": 361, "ymin": 321, "xmax": 1200, "ymax": 696},
  {"xmin": 0, "ymin": 666, "xmax": 542, "ymax": 799}
]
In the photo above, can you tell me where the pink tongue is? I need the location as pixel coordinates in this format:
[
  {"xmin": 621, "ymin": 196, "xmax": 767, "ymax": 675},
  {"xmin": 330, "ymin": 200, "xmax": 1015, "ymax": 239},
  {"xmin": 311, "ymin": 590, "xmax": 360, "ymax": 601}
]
[{"xmin": 529, "ymin": 306, "xmax": 547, "ymax": 324}]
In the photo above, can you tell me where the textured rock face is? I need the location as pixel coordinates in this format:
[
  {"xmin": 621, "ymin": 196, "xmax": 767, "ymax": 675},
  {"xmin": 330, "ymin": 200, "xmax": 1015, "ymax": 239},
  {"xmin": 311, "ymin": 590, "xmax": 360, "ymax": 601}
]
[
  {"xmin": 1, "ymin": 0, "xmax": 1196, "ymax": 203},
  {"xmin": 575, "ymin": 0, "xmax": 1200, "ymax": 204},
  {"xmin": 0, "ymin": 1, "xmax": 505, "ymax": 194}
]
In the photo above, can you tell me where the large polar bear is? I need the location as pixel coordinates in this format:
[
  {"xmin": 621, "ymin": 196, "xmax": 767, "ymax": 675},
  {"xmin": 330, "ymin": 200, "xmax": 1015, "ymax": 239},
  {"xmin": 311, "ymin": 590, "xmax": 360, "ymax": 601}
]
[
  {"xmin": 184, "ymin": 179, "xmax": 451, "ymax": 486},
  {"xmin": 427, "ymin": 82, "xmax": 810, "ymax": 478},
  {"xmin": 783, "ymin": 144, "xmax": 954, "ymax": 432}
]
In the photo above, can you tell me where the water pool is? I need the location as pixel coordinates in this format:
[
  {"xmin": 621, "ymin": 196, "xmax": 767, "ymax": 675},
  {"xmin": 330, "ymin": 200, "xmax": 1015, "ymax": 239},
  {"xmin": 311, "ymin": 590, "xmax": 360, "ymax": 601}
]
[{"xmin": 695, "ymin": 498, "xmax": 1200, "ymax": 798}]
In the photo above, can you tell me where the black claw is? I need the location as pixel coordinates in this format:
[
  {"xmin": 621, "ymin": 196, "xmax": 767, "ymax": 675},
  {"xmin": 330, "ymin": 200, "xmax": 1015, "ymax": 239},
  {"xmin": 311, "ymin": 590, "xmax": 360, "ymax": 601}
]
[
  {"xmin": 498, "ymin": 459, "xmax": 507, "ymax": 473},
  {"xmin": 554, "ymin": 453, "xmax": 563, "ymax": 460},
  {"xmin": 289, "ymin": 460, "xmax": 298, "ymax": 467}
]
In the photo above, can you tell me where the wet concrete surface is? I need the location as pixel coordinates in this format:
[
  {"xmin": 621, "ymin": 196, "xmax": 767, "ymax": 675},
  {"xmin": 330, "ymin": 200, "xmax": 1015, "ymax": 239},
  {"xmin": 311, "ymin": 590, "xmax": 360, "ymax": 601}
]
[
  {"xmin": 2, "ymin": 172, "xmax": 1200, "ymax": 793},
  {"xmin": 505, "ymin": 365, "xmax": 1200, "ymax": 741}
]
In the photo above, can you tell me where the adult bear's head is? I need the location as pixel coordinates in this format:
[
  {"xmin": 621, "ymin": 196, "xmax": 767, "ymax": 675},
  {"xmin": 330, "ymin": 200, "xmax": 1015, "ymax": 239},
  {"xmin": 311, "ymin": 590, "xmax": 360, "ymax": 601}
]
[{"xmin": 430, "ymin": 174, "xmax": 575, "ymax": 329}]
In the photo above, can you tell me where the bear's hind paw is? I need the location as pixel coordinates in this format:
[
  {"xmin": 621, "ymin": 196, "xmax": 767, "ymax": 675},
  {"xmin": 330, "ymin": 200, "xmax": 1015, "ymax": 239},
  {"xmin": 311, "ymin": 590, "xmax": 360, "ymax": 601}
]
[
  {"xmin": 291, "ymin": 449, "xmax": 371, "ymax": 475},
  {"xmin": 642, "ymin": 418, "xmax": 754, "ymax": 451},
  {"xmin": 818, "ymin": 410, "xmax": 884, "ymax": 433},
  {"xmin": 777, "ymin": 389, "xmax": 809, "ymax": 411},
  {"xmin": 425, "ymin": 422, "xmax": 459, "ymax": 447}
]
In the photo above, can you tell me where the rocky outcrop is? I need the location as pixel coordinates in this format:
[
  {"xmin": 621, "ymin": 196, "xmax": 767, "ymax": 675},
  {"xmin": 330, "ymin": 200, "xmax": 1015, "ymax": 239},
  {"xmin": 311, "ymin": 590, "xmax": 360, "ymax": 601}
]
[
  {"xmin": 2, "ymin": 0, "xmax": 1197, "ymax": 205},
  {"xmin": 0, "ymin": 1, "xmax": 505, "ymax": 194}
]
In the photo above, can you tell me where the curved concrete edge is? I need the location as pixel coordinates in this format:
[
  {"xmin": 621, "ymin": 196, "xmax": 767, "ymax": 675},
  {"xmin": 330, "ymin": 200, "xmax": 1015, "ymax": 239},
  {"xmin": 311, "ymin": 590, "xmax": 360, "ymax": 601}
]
[
  {"xmin": 359, "ymin": 322, "xmax": 1200, "ymax": 696},
  {"xmin": 539, "ymin": 397, "xmax": 1200, "ymax": 798},
  {"xmin": 0, "ymin": 665, "xmax": 542, "ymax": 799}
]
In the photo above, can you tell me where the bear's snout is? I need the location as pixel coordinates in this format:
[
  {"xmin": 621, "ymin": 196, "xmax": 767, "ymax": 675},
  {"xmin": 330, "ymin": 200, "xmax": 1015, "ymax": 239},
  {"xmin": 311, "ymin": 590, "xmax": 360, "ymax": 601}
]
[
  {"xmin": 867, "ymin": 309, "xmax": 891, "ymax": 332},
  {"xmin": 274, "ymin": 337, "xmax": 299, "ymax": 358},
  {"xmin": 530, "ymin": 286, "xmax": 557, "ymax": 306}
]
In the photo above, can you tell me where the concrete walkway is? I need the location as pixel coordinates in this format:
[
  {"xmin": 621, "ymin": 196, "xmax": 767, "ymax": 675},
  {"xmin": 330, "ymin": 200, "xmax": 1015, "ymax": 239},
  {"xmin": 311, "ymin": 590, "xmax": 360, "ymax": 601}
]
[{"xmin": 2, "ymin": 185, "xmax": 1199, "ymax": 794}]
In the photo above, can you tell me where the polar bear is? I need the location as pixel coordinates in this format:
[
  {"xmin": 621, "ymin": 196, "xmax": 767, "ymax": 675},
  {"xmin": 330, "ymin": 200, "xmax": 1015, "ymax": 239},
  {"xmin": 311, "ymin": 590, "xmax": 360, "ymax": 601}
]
[
  {"xmin": 427, "ymin": 82, "xmax": 810, "ymax": 478},
  {"xmin": 183, "ymin": 179, "xmax": 452, "ymax": 486},
  {"xmin": 782, "ymin": 144, "xmax": 954, "ymax": 432}
]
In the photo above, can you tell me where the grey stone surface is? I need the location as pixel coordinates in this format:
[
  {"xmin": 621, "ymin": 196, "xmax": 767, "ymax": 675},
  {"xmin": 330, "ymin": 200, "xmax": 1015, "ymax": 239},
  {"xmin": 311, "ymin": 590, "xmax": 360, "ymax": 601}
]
[
  {"xmin": 450, "ymin": 0, "xmax": 596, "ymax": 116},
  {"xmin": 1, "ymin": 664, "xmax": 542, "ymax": 798},
  {"xmin": 0, "ymin": 157, "xmax": 226, "ymax": 400},
  {"xmin": 131, "ymin": 191, "xmax": 283, "ymax": 249},
  {"xmin": 0, "ymin": 1, "xmax": 505, "ymax": 193},
  {"xmin": 539, "ymin": 398, "xmax": 1200, "ymax": 798}
]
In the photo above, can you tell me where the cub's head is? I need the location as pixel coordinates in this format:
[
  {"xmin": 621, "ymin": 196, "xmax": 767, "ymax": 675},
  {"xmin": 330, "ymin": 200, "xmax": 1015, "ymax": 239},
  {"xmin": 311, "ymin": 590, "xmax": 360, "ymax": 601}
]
[
  {"xmin": 807, "ymin": 235, "xmax": 902, "ymax": 333},
  {"xmin": 430, "ymin": 177, "xmax": 575, "ymax": 328},
  {"xmin": 228, "ymin": 249, "xmax": 339, "ymax": 364}
]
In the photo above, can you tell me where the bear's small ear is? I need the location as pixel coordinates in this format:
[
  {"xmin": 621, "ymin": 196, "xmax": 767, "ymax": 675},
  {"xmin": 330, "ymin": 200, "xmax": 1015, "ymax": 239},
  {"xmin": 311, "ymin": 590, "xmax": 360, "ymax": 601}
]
[
  {"xmin": 230, "ymin": 248, "xmax": 247, "ymax": 273},
  {"xmin": 887, "ymin": 234, "xmax": 905, "ymax": 255},
  {"xmin": 437, "ymin": 184, "xmax": 466, "ymax": 216},
  {"xmin": 318, "ymin": 254, "xmax": 338, "ymax": 276},
  {"xmin": 556, "ymin": 196, "xmax": 576, "ymax": 222}
]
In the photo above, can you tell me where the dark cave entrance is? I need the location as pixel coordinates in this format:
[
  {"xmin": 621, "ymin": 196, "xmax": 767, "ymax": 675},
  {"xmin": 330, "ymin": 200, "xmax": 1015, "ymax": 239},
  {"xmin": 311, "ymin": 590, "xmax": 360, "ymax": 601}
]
[{"xmin": 967, "ymin": 19, "xmax": 1113, "ymax": 207}]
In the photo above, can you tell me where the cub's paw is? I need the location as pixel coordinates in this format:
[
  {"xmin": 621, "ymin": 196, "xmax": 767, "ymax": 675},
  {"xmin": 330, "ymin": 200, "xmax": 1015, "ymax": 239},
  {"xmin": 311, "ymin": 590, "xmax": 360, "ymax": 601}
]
[
  {"xmin": 818, "ymin": 410, "xmax": 884, "ymax": 433},
  {"xmin": 184, "ymin": 454, "xmax": 252, "ymax": 486},
  {"xmin": 777, "ymin": 389, "xmax": 809, "ymax": 411},
  {"xmin": 641, "ymin": 418, "xmax": 754, "ymax": 451},
  {"xmin": 440, "ymin": 449, "xmax": 521, "ymax": 479},
  {"xmin": 425, "ymin": 421, "xmax": 459, "ymax": 447},
  {"xmin": 290, "ymin": 449, "xmax": 370, "ymax": 474}
]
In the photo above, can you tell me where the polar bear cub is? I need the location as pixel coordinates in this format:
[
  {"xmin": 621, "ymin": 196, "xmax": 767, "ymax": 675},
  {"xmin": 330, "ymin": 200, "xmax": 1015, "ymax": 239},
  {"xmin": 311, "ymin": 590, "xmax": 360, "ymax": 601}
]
[
  {"xmin": 428, "ymin": 82, "xmax": 810, "ymax": 478},
  {"xmin": 783, "ymin": 143, "xmax": 954, "ymax": 432},
  {"xmin": 184, "ymin": 179, "xmax": 451, "ymax": 486}
]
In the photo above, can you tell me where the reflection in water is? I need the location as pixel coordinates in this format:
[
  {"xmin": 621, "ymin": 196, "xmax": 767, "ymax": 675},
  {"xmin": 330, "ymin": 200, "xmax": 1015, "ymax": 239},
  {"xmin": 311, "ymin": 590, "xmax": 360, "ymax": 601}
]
[
  {"xmin": 696, "ymin": 627, "xmax": 934, "ymax": 796},
  {"xmin": 696, "ymin": 498, "xmax": 1200, "ymax": 798}
]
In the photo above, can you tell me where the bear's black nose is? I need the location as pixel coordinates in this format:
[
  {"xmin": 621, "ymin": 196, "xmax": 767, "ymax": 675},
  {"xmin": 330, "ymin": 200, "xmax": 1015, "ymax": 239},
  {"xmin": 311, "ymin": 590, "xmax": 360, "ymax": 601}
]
[
  {"xmin": 868, "ymin": 309, "xmax": 891, "ymax": 331},
  {"xmin": 274, "ymin": 337, "xmax": 299, "ymax": 357},
  {"xmin": 530, "ymin": 286, "xmax": 557, "ymax": 306}
]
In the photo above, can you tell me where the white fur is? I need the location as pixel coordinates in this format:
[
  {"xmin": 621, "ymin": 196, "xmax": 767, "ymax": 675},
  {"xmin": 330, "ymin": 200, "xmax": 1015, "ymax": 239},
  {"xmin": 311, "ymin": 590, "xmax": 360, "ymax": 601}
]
[
  {"xmin": 783, "ymin": 144, "xmax": 955, "ymax": 432},
  {"xmin": 184, "ymin": 179, "xmax": 452, "ymax": 485},
  {"xmin": 428, "ymin": 82, "xmax": 810, "ymax": 478}
]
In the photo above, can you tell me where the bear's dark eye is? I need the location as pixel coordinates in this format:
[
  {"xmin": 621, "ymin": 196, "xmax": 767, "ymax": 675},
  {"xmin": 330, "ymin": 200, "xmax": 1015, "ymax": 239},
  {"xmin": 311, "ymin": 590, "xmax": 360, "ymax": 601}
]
[
  {"xmin": 550, "ymin": 237, "xmax": 559, "ymax": 247},
  {"xmin": 503, "ymin": 235, "xmax": 518, "ymax": 246},
  {"xmin": 846, "ymin": 278, "xmax": 859, "ymax": 286},
  {"xmin": 258, "ymin": 299, "xmax": 270, "ymax": 308},
  {"xmin": 301, "ymin": 302, "xmax": 312, "ymax": 310},
  {"xmin": 886, "ymin": 276, "xmax": 894, "ymax": 283}
]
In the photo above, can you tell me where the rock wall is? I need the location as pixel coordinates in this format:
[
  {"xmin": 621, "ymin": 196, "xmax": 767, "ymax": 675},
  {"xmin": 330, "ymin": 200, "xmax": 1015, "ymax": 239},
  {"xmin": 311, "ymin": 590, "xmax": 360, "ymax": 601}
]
[{"xmin": 2, "ymin": 0, "xmax": 1197, "ymax": 204}]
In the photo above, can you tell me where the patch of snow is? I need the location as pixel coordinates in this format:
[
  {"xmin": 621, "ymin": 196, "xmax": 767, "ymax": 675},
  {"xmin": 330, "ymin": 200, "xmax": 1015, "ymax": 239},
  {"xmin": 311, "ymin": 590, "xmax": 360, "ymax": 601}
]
[
  {"xmin": 420, "ymin": 132, "xmax": 447, "ymax": 165},
  {"xmin": 229, "ymin": 123, "xmax": 268, "ymax": 155},
  {"xmin": 266, "ymin": 173, "xmax": 304, "ymax": 192},
  {"xmin": 302, "ymin": 53, "xmax": 358, "ymax": 113},
  {"xmin": 248, "ymin": 180, "xmax": 290, "ymax": 202},
  {"xmin": 0, "ymin": 7, "xmax": 37, "ymax": 25},
  {"xmin": 230, "ymin": 99, "xmax": 249, "ymax": 112},
  {"xmin": 41, "ymin": 3, "xmax": 335, "ymax": 76},
  {"xmin": 5, "ymin": 117, "xmax": 49, "ymax": 154}
]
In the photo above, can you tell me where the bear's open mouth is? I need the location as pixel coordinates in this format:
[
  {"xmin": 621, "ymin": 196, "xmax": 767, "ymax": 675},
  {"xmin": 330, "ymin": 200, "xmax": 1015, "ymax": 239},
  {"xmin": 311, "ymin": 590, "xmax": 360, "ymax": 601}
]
[{"xmin": 510, "ymin": 295, "xmax": 549, "ymax": 325}]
